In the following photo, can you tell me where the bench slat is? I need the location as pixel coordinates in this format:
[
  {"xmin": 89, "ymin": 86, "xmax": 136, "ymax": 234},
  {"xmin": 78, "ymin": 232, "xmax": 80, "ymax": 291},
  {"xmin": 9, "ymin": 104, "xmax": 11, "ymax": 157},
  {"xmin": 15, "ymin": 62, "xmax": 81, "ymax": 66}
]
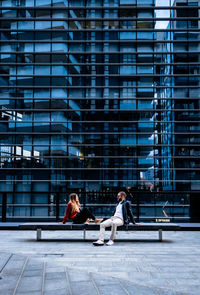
[{"xmin": 19, "ymin": 222, "xmax": 180, "ymax": 231}]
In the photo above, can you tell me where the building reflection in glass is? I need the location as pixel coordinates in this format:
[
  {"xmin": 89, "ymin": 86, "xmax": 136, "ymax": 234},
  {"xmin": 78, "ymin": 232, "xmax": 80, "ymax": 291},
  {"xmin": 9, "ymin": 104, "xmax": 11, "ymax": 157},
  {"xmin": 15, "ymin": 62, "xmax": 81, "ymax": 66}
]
[{"xmin": 0, "ymin": 0, "xmax": 199, "ymax": 221}]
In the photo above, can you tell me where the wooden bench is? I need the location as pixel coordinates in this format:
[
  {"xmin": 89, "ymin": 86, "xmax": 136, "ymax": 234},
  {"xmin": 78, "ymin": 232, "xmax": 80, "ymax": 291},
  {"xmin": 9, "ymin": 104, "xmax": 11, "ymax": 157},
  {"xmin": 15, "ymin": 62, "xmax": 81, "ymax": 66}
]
[{"xmin": 19, "ymin": 222, "xmax": 180, "ymax": 242}]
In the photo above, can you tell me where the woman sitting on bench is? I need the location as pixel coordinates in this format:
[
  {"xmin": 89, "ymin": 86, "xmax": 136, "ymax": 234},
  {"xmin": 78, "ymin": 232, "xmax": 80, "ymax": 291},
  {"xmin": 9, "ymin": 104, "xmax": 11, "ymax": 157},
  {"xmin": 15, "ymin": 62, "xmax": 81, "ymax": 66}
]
[{"xmin": 59, "ymin": 193, "xmax": 102, "ymax": 225}]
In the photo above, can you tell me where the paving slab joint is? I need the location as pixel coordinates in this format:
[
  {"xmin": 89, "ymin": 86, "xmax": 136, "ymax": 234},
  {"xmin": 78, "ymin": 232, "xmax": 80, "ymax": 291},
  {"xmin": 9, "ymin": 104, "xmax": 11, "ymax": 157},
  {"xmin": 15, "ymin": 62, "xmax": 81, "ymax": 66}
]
[{"xmin": 0, "ymin": 253, "xmax": 13, "ymax": 273}]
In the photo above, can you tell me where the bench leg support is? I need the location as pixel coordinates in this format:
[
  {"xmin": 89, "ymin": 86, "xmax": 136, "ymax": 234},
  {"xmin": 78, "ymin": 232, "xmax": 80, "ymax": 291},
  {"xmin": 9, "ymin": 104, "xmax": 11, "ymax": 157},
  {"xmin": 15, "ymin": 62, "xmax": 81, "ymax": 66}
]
[
  {"xmin": 158, "ymin": 229, "xmax": 162, "ymax": 242},
  {"xmin": 37, "ymin": 228, "xmax": 42, "ymax": 241},
  {"xmin": 83, "ymin": 229, "xmax": 86, "ymax": 240}
]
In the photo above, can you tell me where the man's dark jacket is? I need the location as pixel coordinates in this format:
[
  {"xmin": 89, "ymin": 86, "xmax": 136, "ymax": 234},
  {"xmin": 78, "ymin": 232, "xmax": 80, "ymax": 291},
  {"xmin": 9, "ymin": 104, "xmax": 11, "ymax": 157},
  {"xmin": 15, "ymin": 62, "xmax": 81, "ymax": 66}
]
[{"xmin": 113, "ymin": 200, "xmax": 135, "ymax": 225}]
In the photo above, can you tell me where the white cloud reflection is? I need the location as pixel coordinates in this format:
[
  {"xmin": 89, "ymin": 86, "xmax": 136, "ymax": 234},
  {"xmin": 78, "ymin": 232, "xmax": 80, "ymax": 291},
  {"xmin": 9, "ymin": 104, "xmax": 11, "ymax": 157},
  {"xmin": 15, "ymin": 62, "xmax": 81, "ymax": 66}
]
[{"xmin": 155, "ymin": 0, "xmax": 174, "ymax": 29}]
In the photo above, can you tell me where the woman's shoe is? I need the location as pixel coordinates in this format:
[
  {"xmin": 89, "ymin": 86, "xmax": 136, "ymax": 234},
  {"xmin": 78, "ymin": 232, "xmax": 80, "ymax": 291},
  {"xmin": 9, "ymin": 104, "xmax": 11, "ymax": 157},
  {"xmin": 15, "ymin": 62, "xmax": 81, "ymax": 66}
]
[
  {"xmin": 94, "ymin": 218, "xmax": 103, "ymax": 224},
  {"xmin": 85, "ymin": 218, "xmax": 90, "ymax": 224}
]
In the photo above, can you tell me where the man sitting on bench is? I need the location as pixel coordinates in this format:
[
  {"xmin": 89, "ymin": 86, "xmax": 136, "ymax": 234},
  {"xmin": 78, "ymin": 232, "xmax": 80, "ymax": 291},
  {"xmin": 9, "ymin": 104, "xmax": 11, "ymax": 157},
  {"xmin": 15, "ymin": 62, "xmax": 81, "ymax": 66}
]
[{"xmin": 93, "ymin": 191, "xmax": 139, "ymax": 246}]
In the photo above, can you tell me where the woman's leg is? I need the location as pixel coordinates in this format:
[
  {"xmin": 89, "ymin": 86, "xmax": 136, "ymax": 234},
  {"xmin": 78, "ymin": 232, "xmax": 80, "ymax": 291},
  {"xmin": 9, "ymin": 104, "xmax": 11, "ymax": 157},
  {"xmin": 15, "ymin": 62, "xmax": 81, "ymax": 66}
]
[
  {"xmin": 81, "ymin": 208, "xmax": 95, "ymax": 220},
  {"xmin": 73, "ymin": 207, "xmax": 95, "ymax": 224}
]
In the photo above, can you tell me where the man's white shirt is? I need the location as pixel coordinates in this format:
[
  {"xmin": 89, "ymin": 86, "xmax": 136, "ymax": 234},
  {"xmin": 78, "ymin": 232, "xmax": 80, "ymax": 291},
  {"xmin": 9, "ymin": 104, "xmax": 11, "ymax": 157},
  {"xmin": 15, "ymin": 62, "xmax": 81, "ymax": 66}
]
[{"xmin": 114, "ymin": 201, "xmax": 123, "ymax": 220}]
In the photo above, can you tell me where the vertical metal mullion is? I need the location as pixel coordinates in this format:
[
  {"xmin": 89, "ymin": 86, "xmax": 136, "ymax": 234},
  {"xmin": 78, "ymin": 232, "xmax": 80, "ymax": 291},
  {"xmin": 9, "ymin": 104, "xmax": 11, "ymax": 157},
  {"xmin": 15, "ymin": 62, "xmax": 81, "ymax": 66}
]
[
  {"xmin": 56, "ymin": 192, "xmax": 60, "ymax": 221},
  {"xmin": 49, "ymin": 0, "xmax": 53, "ymax": 217},
  {"xmin": 66, "ymin": 0, "xmax": 69, "ymax": 200},
  {"xmin": 136, "ymin": 0, "xmax": 140, "ymax": 222},
  {"xmin": 31, "ymin": 0, "xmax": 36, "ymax": 219},
  {"xmin": 13, "ymin": 3, "xmax": 18, "ymax": 221},
  {"xmin": 170, "ymin": 1, "xmax": 174, "ymax": 193},
  {"xmin": 153, "ymin": 15, "xmax": 156, "ymax": 219},
  {"xmin": 117, "ymin": 0, "xmax": 120, "ymax": 190},
  {"xmin": 153, "ymin": 1, "xmax": 156, "ymax": 220},
  {"xmin": 101, "ymin": 0, "xmax": 104, "ymax": 193},
  {"xmin": 187, "ymin": 0, "xmax": 192, "ymax": 191},
  {"xmin": 83, "ymin": 0, "xmax": 87, "ymax": 200},
  {"xmin": 2, "ymin": 192, "xmax": 7, "ymax": 222}
]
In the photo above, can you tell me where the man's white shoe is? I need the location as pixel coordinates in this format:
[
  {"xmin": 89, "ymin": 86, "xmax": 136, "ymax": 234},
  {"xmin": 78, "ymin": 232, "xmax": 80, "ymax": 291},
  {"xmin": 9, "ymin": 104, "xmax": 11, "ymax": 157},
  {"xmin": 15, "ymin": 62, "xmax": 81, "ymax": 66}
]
[
  {"xmin": 93, "ymin": 240, "xmax": 104, "ymax": 246},
  {"xmin": 106, "ymin": 240, "xmax": 114, "ymax": 246}
]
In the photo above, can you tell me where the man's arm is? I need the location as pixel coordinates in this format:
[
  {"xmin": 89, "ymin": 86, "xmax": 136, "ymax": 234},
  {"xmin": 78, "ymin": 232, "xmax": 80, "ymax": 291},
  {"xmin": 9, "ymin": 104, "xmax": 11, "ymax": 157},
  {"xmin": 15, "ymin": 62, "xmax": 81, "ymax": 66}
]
[{"xmin": 126, "ymin": 201, "xmax": 135, "ymax": 224}]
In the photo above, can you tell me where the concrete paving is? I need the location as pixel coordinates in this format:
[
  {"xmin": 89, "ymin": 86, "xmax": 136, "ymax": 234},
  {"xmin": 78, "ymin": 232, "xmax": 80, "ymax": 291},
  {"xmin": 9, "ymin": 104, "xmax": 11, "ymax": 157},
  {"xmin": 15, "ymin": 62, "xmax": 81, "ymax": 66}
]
[{"xmin": 0, "ymin": 229, "xmax": 200, "ymax": 295}]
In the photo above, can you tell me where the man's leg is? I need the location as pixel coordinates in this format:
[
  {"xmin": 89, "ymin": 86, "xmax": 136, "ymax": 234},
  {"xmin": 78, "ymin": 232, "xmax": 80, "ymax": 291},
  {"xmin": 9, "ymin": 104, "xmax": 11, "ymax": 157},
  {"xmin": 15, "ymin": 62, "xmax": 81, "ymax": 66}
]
[
  {"xmin": 99, "ymin": 218, "xmax": 112, "ymax": 241},
  {"xmin": 109, "ymin": 217, "xmax": 124, "ymax": 241}
]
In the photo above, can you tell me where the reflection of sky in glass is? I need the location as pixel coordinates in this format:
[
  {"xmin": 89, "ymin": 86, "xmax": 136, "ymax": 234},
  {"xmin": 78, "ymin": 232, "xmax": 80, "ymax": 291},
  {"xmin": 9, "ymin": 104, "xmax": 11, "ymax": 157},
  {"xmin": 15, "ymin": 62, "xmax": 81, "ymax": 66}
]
[{"xmin": 155, "ymin": 0, "xmax": 173, "ymax": 29}]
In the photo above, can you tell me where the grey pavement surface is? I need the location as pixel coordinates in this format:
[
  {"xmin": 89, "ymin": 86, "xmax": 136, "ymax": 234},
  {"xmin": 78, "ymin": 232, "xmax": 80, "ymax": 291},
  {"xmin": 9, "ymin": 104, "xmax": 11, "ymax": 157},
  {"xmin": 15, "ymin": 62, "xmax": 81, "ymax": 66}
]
[{"xmin": 0, "ymin": 229, "xmax": 200, "ymax": 295}]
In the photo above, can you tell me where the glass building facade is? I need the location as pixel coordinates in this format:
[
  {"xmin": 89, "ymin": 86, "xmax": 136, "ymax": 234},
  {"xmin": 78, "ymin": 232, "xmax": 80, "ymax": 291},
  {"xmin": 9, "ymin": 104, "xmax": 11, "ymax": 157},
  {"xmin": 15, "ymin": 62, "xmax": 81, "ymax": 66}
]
[{"xmin": 0, "ymin": 0, "xmax": 199, "ymax": 222}]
